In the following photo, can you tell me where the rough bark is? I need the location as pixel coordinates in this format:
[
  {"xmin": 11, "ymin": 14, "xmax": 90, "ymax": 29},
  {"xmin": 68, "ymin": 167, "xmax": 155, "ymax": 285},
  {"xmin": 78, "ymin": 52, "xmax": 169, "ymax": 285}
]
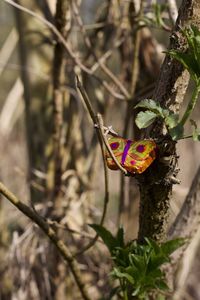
[{"xmin": 138, "ymin": 0, "xmax": 200, "ymax": 242}]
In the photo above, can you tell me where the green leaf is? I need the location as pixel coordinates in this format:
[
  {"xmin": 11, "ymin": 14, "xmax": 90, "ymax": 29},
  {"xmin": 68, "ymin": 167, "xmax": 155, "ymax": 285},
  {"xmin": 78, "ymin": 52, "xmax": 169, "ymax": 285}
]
[
  {"xmin": 155, "ymin": 280, "xmax": 169, "ymax": 291},
  {"xmin": 146, "ymin": 268, "xmax": 163, "ymax": 280},
  {"xmin": 135, "ymin": 111, "xmax": 158, "ymax": 129},
  {"xmin": 168, "ymin": 124, "xmax": 184, "ymax": 140},
  {"xmin": 153, "ymin": 3, "xmax": 168, "ymax": 29},
  {"xmin": 126, "ymin": 265, "xmax": 139, "ymax": 280},
  {"xmin": 135, "ymin": 99, "xmax": 165, "ymax": 117},
  {"xmin": 107, "ymin": 237, "xmax": 185, "ymax": 299},
  {"xmin": 161, "ymin": 238, "xmax": 185, "ymax": 256},
  {"xmin": 148, "ymin": 254, "xmax": 169, "ymax": 271},
  {"xmin": 168, "ymin": 50, "xmax": 199, "ymax": 80},
  {"xmin": 131, "ymin": 285, "xmax": 142, "ymax": 297},
  {"xmin": 145, "ymin": 238, "xmax": 160, "ymax": 255},
  {"xmin": 111, "ymin": 267, "xmax": 135, "ymax": 284},
  {"xmin": 185, "ymin": 25, "xmax": 200, "ymax": 72},
  {"xmin": 167, "ymin": 26, "xmax": 200, "ymax": 84},
  {"xmin": 129, "ymin": 253, "xmax": 146, "ymax": 273},
  {"xmin": 164, "ymin": 112, "xmax": 179, "ymax": 129},
  {"xmin": 89, "ymin": 224, "xmax": 118, "ymax": 254},
  {"xmin": 116, "ymin": 227, "xmax": 124, "ymax": 248}
]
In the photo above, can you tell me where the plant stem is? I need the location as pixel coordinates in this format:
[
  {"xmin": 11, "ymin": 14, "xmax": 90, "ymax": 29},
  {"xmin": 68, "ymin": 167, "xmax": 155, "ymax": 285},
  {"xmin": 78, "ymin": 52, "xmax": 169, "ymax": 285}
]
[
  {"xmin": 179, "ymin": 84, "xmax": 200, "ymax": 126},
  {"xmin": 124, "ymin": 289, "xmax": 128, "ymax": 300},
  {"xmin": 75, "ymin": 77, "xmax": 110, "ymax": 255}
]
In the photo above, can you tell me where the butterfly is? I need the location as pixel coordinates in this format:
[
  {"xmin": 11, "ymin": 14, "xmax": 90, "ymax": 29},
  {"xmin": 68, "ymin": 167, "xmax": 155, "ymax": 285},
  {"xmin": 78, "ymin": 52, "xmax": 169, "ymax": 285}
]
[{"xmin": 105, "ymin": 137, "xmax": 157, "ymax": 174}]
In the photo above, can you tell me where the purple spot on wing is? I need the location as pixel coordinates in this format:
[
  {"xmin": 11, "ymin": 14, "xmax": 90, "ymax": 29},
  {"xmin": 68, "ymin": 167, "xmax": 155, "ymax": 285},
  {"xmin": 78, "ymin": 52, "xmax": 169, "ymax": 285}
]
[
  {"xmin": 121, "ymin": 140, "xmax": 132, "ymax": 165},
  {"xmin": 130, "ymin": 160, "xmax": 136, "ymax": 165},
  {"xmin": 136, "ymin": 144, "xmax": 145, "ymax": 153},
  {"xmin": 110, "ymin": 142, "xmax": 119, "ymax": 150}
]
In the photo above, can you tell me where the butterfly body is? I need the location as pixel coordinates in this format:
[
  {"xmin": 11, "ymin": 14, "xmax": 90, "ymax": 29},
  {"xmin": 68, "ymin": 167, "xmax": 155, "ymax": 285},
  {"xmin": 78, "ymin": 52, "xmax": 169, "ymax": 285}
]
[{"xmin": 106, "ymin": 137, "xmax": 157, "ymax": 174}]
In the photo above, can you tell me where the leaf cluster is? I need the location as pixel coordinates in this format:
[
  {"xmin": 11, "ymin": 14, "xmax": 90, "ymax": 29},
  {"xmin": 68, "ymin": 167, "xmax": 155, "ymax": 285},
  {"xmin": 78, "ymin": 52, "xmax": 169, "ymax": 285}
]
[
  {"xmin": 90, "ymin": 224, "xmax": 185, "ymax": 300},
  {"xmin": 168, "ymin": 25, "xmax": 200, "ymax": 85},
  {"xmin": 135, "ymin": 99, "xmax": 183, "ymax": 140}
]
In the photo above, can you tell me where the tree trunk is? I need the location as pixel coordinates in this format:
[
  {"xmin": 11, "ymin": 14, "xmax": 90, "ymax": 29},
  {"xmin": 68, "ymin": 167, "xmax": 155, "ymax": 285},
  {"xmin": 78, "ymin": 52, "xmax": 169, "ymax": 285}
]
[{"xmin": 138, "ymin": 0, "xmax": 200, "ymax": 242}]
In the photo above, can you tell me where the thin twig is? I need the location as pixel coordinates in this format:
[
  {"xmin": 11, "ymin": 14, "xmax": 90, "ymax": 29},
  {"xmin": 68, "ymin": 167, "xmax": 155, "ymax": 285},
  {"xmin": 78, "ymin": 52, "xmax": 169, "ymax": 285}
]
[
  {"xmin": 94, "ymin": 124, "xmax": 119, "ymax": 137},
  {"xmin": 46, "ymin": 219, "xmax": 103, "ymax": 242},
  {"xmin": 0, "ymin": 182, "xmax": 91, "ymax": 300},
  {"xmin": 130, "ymin": 5, "xmax": 143, "ymax": 96},
  {"xmin": 75, "ymin": 76, "xmax": 109, "ymax": 255},
  {"xmin": 76, "ymin": 76, "xmax": 97, "ymax": 124},
  {"xmin": 90, "ymin": 36, "xmax": 125, "ymax": 73}
]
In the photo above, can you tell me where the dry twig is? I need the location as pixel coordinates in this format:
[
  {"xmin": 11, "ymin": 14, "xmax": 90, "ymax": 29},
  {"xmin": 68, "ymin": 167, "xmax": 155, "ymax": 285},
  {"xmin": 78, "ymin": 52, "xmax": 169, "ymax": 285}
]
[{"xmin": 75, "ymin": 76, "xmax": 110, "ymax": 255}]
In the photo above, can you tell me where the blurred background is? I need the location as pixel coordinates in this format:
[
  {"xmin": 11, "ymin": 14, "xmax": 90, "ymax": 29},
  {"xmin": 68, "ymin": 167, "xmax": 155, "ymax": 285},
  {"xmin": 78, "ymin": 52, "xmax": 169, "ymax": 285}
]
[{"xmin": 0, "ymin": 0, "xmax": 200, "ymax": 299}]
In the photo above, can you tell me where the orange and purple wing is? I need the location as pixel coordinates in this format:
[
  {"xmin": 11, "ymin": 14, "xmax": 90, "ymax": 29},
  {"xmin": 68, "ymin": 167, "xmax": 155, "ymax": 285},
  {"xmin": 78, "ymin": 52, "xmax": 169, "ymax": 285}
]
[
  {"xmin": 105, "ymin": 137, "xmax": 127, "ymax": 170},
  {"xmin": 106, "ymin": 137, "xmax": 157, "ymax": 174},
  {"xmin": 123, "ymin": 140, "xmax": 157, "ymax": 174}
]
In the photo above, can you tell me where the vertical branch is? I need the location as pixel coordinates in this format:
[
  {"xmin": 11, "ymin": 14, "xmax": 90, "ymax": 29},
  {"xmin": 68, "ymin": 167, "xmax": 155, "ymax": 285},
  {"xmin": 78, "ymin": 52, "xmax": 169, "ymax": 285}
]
[
  {"xmin": 138, "ymin": 0, "xmax": 200, "ymax": 242},
  {"xmin": 75, "ymin": 77, "xmax": 110, "ymax": 255},
  {"xmin": 52, "ymin": 0, "xmax": 71, "ymax": 208}
]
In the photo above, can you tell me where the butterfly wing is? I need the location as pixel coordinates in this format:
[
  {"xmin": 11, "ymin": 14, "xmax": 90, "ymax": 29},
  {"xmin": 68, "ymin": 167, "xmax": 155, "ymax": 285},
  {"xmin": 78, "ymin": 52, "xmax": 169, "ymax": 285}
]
[
  {"xmin": 106, "ymin": 137, "xmax": 157, "ymax": 174},
  {"xmin": 106, "ymin": 137, "xmax": 127, "ymax": 170},
  {"xmin": 124, "ymin": 140, "xmax": 157, "ymax": 174}
]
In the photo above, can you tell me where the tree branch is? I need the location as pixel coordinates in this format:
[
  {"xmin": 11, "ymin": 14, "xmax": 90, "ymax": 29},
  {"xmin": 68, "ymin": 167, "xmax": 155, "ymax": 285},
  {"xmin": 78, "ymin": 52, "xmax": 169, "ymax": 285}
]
[
  {"xmin": 75, "ymin": 76, "xmax": 110, "ymax": 255},
  {"xmin": 51, "ymin": 0, "xmax": 71, "ymax": 209}
]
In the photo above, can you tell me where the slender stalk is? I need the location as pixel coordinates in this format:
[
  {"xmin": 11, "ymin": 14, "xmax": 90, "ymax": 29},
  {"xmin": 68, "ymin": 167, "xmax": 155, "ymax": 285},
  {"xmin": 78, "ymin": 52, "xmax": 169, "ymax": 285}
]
[
  {"xmin": 75, "ymin": 77, "xmax": 110, "ymax": 255},
  {"xmin": 179, "ymin": 85, "xmax": 200, "ymax": 126},
  {"xmin": 0, "ymin": 182, "xmax": 91, "ymax": 300},
  {"xmin": 124, "ymin": 289, "xmax": 128, "ymax": 300}
]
